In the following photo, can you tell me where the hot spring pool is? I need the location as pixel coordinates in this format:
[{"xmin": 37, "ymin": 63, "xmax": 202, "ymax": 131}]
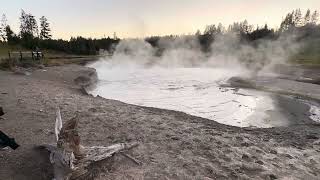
[{"xmin": 88, "ymin": 61, "xmax": 300, "ymax": 128}]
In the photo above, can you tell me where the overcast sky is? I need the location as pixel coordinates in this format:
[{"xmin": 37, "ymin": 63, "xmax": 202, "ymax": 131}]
[{"xmin": 1, "ymin": 0, "xmax": 319, "ymax": 39}]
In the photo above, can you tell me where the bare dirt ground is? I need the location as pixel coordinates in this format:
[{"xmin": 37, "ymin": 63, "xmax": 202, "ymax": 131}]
[{"xmin": 0, "ymin": 64, "xmax": 320, "ymax": 180}]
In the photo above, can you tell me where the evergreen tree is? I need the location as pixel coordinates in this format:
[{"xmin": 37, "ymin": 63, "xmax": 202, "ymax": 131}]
[
  {"xmin": 5, "ymin": 25, "xmax": 14, "ymax": 41},
  {"xmin": 29, "ymin": 14, "xmax": 38, "ymax": 37},
  {"xmin": 19, "ymin": 9, "xmax": 38, "ymax": 37},
  {"xmin": 0, "ymin": 14, "xmax": 7, "ymax": 42},
  {"xmin": 217, "ymin": 23, "xmax": 225, "ymax": 34},
  {"xmin": 195, "ymin": 29, "xmax": 201, "ymax": 36},
  {"xmin": 280, "ymin": 13, "xmax": 294, "ymax": 31},
  {"xmin": 304, "ymin": 9, "xmax": 311, "ymax": 25},
  {"xmin": 293, "ymin": 9, "xmax": 303, "ymax": 27},
  {"xmin": 240, "ymin": 20, "xmax": 253, "ymax": 34},
  {"xmin": 228, "ymin": 22, "xmax": 241, "ymax": 33},
  {"xmin": 19, "ymin": 9, "xmax": 28, "ymax": 35},
  {"xmin": 39, "ymin": 16, "xmax": 52, "ymax": 39},
  {"xmin": 311, "ymin": 10, "xmax": 319, "ymax": 25},
  {"xmin": 5, "ymin": 25, "xmax": 19, "ymax": 45},
  {"xmin": 19, "ymin": 9, "xmax": 39, "ymax": 48},
  {"xmin": 204, "ymin": 24, "xmax": 217, "ymax": 35}
]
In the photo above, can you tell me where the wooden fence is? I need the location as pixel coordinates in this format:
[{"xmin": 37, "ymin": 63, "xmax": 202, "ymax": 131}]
[
  {"xmin": 8, "ymin": 51, "xmax": 44, "ymax": 61},
  {"xmin": 7, "ymin": 51, "xmax": 44, "ymax": 66}
]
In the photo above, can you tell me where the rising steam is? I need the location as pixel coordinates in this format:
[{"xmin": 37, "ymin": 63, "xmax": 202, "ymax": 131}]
[
  {"xmin": 93, "ymin": 31, "xmax": 301, "ymax": 78},
  {"xmin": 88, "ymin": 31, "xmax": 307, "ymax": 128}
]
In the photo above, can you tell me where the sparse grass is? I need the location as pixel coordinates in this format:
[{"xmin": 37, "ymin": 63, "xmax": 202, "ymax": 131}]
[
  {"xmin": 290, "ymin": 38, "xmax": 320, "ymax": 65},
  {"xmin": 0, "ymin": 59, "xmax": 10, "ymax": 70},
  {"xmin": 0, "ymin": 43, "xmax": 101, "ymax": 68},
  {"xmin": 0, "ymin": 43, "xmax": 97, "ymax": 58},
  {"xmin": 0, "ymin": 44, "xmax": 27, "ymax": 57},
  {"xmin": 43, "ymin": 56, "xmax": 100, "ymax": 66},
  {"xmin": 0, "ymin": 45, "xmax": 9, "ymax": 58},
  {"xmin": 290, "ymin": 54, "xmax": 320, "ymax": 65}
]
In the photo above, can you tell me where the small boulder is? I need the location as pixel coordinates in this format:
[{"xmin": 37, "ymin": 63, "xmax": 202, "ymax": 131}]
[
  {"xmin": 270, "ymin": 149, "xmax": 277, "ymax": 154},
  {"xmin": 242, "ymin": 154, "xmax": 250, "ymax": 161},
  {"xmin": 306, "ymin": 134, "xmax": 319, "ymax": 140},
  {"xmin": 0, "ymin": 107, "xmax": 4, "ymax": 116},
  {"xmin": 255, "ymin": 160, "xmax": 264, "ymax": 165},
  {"xmin": 269, "ymin": 174, "xmax": 277, "ymax": 180},
  {"xmin": 228, "ymin": 77, "xmax": 256, "ymax": 89}
]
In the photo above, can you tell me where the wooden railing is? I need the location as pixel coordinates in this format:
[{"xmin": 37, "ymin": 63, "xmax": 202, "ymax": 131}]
[
  {"xmin": 8, "ymin": 51, "xmax": 44, "ymax": 61},
  {"xmin": 7, "ymin": 51, "xmax": 45, "ymax": 67}
]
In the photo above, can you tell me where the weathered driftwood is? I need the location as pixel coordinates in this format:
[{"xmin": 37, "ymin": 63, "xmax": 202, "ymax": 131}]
[{"xmin": 39, "ymin": 108, "xmax": 138, "ymax": 180}]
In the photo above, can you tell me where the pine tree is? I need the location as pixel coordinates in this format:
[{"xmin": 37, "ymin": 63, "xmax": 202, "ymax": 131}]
[
  {"xmin": 311, "ymin": 10, "xmax": 319, "ymax": 25},
  {"xmin": 19, "ymin": 9, "xmax": 38, "ymax": 37},
  {"xmin": 293, "ymin": 9, "xmax": 302, "ymax": 27},
  {"xmin": 304, "ymin": 9, "xmax": 311, "ymax": 25},
  {"xmin": 39, "ymin": 16, "xmax": 52, "ymax": 39},
  {"xmin": 28, "ymin": 14, "xmax": 38, "ymax": 37},
  {"xmin": 217, "ymin": 23, "xmax": 225, "ymax": 34},
  {"xmin": 195, "ymin": 29, "xmax": 201, "ymax": 36},
  {"xmin": 19, "ymin": 9, "xmax": 28, "ymax": 35},
  {"xmin": 0, "ymin": 14, "xmax": 7, "ymax": 42},
  {"xmin": 280, "ymin": 12, "xmax": 296, "ymax": 31},
  {"xmin": 204, "ymin": 24, "xmax": 217, "ymax": 35},
  {"xmin": 240, "ymin": 20, "xmax": 253, "ymax": 34},
  {"xmin": 5, "ymin": 25, "xmax": 19, "ymax": 45}
]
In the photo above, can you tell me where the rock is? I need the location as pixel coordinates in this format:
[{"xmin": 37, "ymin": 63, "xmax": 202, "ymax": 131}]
[
  {"xmin": 242, "ymin": 154, "xmax": 250, "ymax": 160},
  {"xmin": 74, "ymin": 76, "xmax": 91, "ymax": 86},
  {"xmin": 171, "ymin": 136, "xmax": 179, "ymax": 141},
  {"xmin": 285, "ymin": 154, "xmax": 293, "ymax": 159},
  {"xmin": 37, "ymin": 64, "xmax": 45, "ymax": 69},
  {"xmin": 270, "ymin": 150, "xmax": 277, "ymax": 154},
  {"xmin": 241, "ymin": 142, "xmax": 250, "ymax": 147},
  {"xmin": 310, "ymin": 159, "xmax": 317, "ymax": 164},
  {"xmin": 255, "ymin": 160, "xmax": 264, "ymax": 165},
  {"xmin": 227, "ymin": 77, "xmax": 256, "ymax": 89},
  {"xmin": 269, "ymin": 174, "xmax": 277, "ymax": 180},
  {"xmin": 235, "ymin": 136, "xmax": 243, "ymax": 141},
  {"xmin": 13, "ymin": 67, "xmax": 31, "ymax": 76},
  {"xmin": 306, "ymin": 134, "xmax": 319, "ymax": 140},
  {"xmin": 0, "ymin": 107, "xmax": 4, "ymax": 116},
  {"xmin": 88, "ymin": 108, "xmax": 98, "ymax": 113},
  {"xmin": 74, "ymin": 69, "xmax": 98, "ymax": 94}
]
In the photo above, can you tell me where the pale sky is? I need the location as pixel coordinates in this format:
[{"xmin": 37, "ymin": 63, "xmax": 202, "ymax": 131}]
[{"xmin": 1, "ymin": 0, "xmax": 319, "ymax": 39}]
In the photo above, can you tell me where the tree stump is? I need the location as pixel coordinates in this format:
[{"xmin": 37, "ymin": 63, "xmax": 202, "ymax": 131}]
[{"xmin": 39, "ymin": 108, "xmax": 139, "ymax": 180}]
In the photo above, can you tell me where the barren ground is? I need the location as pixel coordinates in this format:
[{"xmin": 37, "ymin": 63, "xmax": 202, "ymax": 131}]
[{"xmin": 0, "ymin": 64, "xmax": 320, "ymax": 180}]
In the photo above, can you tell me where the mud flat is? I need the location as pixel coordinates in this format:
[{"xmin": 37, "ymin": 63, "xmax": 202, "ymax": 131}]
[{"xmin": 0, "ymin": 64, "xmax": 320, "ymax": 180}]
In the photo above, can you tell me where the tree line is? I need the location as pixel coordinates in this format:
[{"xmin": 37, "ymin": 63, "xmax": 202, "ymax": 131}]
[
  {"xmin": 0, "ymin": 9, "xmax": 319, "ymax": 56},
  {"xmin": 0, "ymin": 9, "xmax": 119, "ymax": 55},
  {"xmin": 146, "ymin": 9, "xmax": 320, "ymax": 54}
]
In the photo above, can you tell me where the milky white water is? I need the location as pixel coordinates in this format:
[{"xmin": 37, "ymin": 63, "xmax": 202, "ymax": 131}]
[{"xmin": 89, "ymin": 61, "xmax": 289, "ymax": 128}]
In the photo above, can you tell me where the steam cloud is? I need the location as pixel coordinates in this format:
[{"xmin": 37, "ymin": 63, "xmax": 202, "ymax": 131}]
[
  {"xmin": 93, "ymin": 32, "xmax": 302, "ymax": 78},
  {"xmin": 88, "ymin": 31, "xmax": 307, "ymax": 128}
]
